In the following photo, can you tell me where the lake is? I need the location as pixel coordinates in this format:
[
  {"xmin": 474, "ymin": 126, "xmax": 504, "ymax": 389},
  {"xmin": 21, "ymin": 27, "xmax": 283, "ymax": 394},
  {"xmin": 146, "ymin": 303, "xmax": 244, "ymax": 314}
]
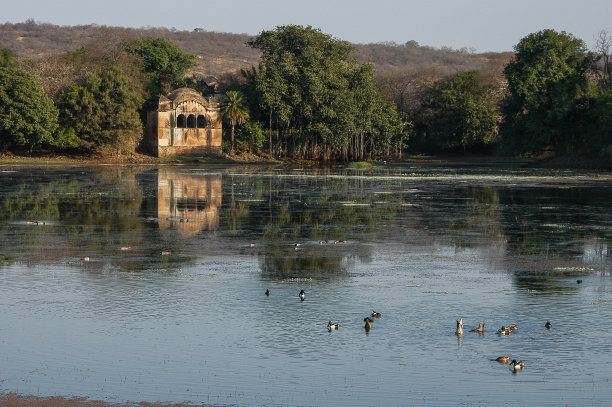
[{"xmin": 1, "ymin": 164, "xmax": 611, "ymax": 407}]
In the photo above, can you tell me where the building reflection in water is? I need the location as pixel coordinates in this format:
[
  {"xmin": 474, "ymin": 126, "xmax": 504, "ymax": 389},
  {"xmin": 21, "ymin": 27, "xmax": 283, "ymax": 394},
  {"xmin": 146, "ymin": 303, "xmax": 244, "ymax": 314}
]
[{"xmin": 155, "ymin": 168, "xmax": 222, "ymax": 236}]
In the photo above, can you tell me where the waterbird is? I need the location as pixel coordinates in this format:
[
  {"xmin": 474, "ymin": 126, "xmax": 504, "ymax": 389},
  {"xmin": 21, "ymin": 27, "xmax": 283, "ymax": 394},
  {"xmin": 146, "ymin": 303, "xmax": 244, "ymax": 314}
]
[
  {"xmin": 577, "ymin": 279, "xmax": 583, "ymax": 284},
  {"xmin": 545, "ymin": 321, "xmax": 552, "ymax": 329},
  {"xmin": 495, "ymin": 356, "xmax": 510, "ymax": 364},
  {"xmin": 508, "ymin": 324, "xmax": 518, "ymax": 331},
  {"xmin": 470, "ymin": 322, "xmax": 485, "ymax": 333},
  {"xmin": 371, "ymin": 311, "xmax": 382, "ymax": 318},
  {"xmin": 299, "ymin": 289, "xmax": 305, "ymax": 301},
  {"xmin": 265, "ymin": 289, "xmax": 270, "ymax": 296},
  {"xmin": 161, "ymin": 250, "xmax": 171, "ymax": 256},
  {"xmin": 364, "ymin": 317, "xmax": 372, "ymax": 332},
  {"xmin": 327, "ymin": 321, "xmax": 339, "ymax": 331},
  {"xmin": 250, "ymin": 243, "xmax": 255, "ymax": 247},
  {"xmin": 120, "ymin": 246, "xmax": 132, "ymax": 251},
  {"xmin": 455, "ymin": 318, "xmax": 463, "ymax": 336},
  {"xmin": 509, "ymin": 360, "xmax": 524, "ymax": 372},
  {"xmin": 497, "ymin": 326, "xmax": 511, "ymax": 335},
  {"xmin": 80, "ymin": 256, "xmax": 90, "ymax": 262}
]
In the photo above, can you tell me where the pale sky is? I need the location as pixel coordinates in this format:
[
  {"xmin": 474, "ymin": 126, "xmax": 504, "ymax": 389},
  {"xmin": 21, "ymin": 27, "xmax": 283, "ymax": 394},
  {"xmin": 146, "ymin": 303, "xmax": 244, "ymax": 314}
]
[{"xmin": 3, "ymin": 0, "xmax": 611, "ymax": 52}]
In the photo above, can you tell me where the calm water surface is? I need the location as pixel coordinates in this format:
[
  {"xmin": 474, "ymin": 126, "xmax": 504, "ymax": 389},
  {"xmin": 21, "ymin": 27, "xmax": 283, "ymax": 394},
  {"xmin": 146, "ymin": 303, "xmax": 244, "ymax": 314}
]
[{"xmin": 0, "ymin": 165, "xmax": 611, "ymax": 407}]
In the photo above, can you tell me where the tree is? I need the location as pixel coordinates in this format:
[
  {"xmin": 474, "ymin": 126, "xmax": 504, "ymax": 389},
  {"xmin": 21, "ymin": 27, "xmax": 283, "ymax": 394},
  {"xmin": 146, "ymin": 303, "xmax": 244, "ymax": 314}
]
[
  {"xmin": 501, "ymin": 29, "xmax": 593, "ymax": 152},
  {"xmin": 247, "ymin": 25, "xmax": 404, "ymax": 160},
  {"xmin": 0, "ymin": 66, "xmax": 58, "ymax": 151},
  {"xmin": 58, "ymin": 66, "xmax": 143, "ymax": 152},
  {"xmin": 127, "ymin": 37, "xmax": 196, "ymax": 95},
  {"xmin": 220, "ymin": 90, "xmax": 250, "ymax": 154},
  {"xmin": 420, "ymin": 70, "xmax": 499, "ymax": 151},
  {"xmin": 0, "ymin": 48, "xmax": 18, "ymax": 68},
  {"xmin": 235, "ymin": 120, "xmax": 266, "ymax": 153},
  {"xmin": 594, "ymin": 29, "xmax": 612, "ymax": 92}
]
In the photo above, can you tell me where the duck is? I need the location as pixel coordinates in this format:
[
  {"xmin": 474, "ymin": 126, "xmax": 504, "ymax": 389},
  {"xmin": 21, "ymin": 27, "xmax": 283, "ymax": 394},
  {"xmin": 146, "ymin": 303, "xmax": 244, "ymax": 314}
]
[
  {"xmin": 497, "ymin": 326, "xmax": 511, "ymax": 335},
  {"xmin": 470, "ymin": 322, "xmax": 485, "ymax": 333},
  {"xmin": 364, "ymin": 317, "xmax": 372, "ymax": 332},
  {"xmin": 327, "ymin": 321, "xmax": 339, "ymax": 331},
  {"xmin": 80, "ymin": 256, "xmax": 90, "ymax": 262},
  {"xmin": 371, "ymin": 311, "xmax": 382, "ymax": 318},
  {"xmin": 265, "ymin": 289, "xmax": 270, "ymax": 296},
  {"xmin": 495, "ymin": 356, "xmax": 510, "ymax": 364},
  {"xmin": 161, "ymin": 250, "xmax": 171, "ymax": 256},
  {"xmin": 120, "ymin": 246, "xmax": 132, "ymax": 251},
  {"xmin": 455, "ymin": 318, "xmax": 463, "ymax": 336},
  {"xmin": 299, "ymin": 289, "xmax": 305, "ymax": 301},
  {"xmin": 508, "ymin": 324, "xmax": 518, "ymax": 331},
  {"xmin": 509, "ymin": 360, "xmax": 524, "ymax": 372},
  {"xmin": 250, "ymin": 243, "xmax": 256, "ymax": 247},
  {"xmin": 319, "ymin": 240, "xmax": 328, "ymax": 245},
  {"xmin": 545, "ymin": 320, "xmax": 552, "ymax": 329}
]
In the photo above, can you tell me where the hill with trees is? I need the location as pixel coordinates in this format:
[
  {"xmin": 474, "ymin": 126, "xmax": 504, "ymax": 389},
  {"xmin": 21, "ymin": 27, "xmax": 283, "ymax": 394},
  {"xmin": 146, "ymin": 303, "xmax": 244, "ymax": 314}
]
[{"xmin": 0, "ymin": 20, "xmax": 510, "ymax": 79}]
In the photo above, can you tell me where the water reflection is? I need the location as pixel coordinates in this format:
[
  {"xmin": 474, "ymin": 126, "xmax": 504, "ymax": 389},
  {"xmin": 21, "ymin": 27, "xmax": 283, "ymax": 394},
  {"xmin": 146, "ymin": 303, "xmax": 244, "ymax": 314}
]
[
  {"xmin": 154, "ymin": 168, "xmax": 222, "ymax": 236},
  {"xmin": 0, "ymin": 166, "xmax": 610, "ymax": 281}
]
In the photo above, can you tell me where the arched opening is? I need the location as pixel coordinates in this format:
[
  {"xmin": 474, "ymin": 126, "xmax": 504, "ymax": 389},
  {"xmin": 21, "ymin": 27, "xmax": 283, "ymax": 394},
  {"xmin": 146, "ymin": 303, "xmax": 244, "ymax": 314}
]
[
  {"xmin": 187, "ymin": 114, "xmax": 196, "ymax": 128},
  {"xmin": 197, "ymin": 115, "xmax": 207, "ymax": 128},
  {"xmin": 177, "ymin": 114, "xmax": 186, "ymax": 128}
]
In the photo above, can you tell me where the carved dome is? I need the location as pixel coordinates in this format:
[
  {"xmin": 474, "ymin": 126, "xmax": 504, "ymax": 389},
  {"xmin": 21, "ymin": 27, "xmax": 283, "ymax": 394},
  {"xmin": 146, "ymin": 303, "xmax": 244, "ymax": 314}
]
[{"xmin": 167, "ymin": 87, "xmax": 204, "ymax": 101}]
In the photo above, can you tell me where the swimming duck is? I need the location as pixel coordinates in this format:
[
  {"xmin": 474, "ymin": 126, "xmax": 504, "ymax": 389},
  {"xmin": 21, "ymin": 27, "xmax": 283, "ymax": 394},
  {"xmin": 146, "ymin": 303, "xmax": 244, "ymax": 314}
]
[
  {"xmin": 497, "ymin": 326, "xmax": 511, "ymax": 335},
  {"xmin": 470, "ymin": 322, "xmax": 485, "ymax": 333},
  {"xmin": 509, "ymin": 360, "xmax": 524, "ymax": 372},
  {"xmin": 508, "ymin": 324, "xmax": 518, "ymax": 331},
  {"xmin": 371, "ymin": 311, "xmax": 382, "ymax": 318},
  {"xmin": 80, "ymin": 256, "xmax": 90, "ymax": 262},
  {"xmin": 161, "ymin": 250, "xmax": 171, "ymax": 256},
  {"xmin": 455, "ymin": 318, "xmax": 463, "ymax": 336},
  {"xmin": 265, "ymin": 289, "xmax": 270, "ymax": 296},
  {"xmin": 299, "ymin": 289, "xmax": 305, "ymax": 301},
  {"xmin": 250, "ymin": 243, "xmax": 255, "ymax": 247},
  {"xmin": 364, "ymin": 317, "xmax": 372, "ymax": 332},
  {"xmin": 327, "ymin": 321, "xmax": 339, "ymax": 331},
  {"xmin": 545, "ymin": 320, "xmax": 552, "ymax": 329},
  {"xmin": 495, "ymin": 356, "xmax": 510, "ymax": 364},
  {"xmin": 320, "ymin": 240, "xmax": 328, "ymax": 245},
  {"xmin": 120, "ymin": 246, "xmax": 132, "ymax": 251}
]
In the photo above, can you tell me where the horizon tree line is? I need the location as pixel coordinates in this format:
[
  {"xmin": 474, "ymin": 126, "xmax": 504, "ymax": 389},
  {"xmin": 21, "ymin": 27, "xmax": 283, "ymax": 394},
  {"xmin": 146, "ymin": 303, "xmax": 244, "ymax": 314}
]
[{"xmin": 1, "ymin": 26, "xmax": 611, "ymax": 161}]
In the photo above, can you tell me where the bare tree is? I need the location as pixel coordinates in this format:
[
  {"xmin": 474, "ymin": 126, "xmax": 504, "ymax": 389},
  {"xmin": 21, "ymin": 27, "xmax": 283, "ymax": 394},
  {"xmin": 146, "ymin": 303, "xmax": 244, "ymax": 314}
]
[{"xmin": 594, "ymin": 29, "xmax": 612, "ymax": 91}]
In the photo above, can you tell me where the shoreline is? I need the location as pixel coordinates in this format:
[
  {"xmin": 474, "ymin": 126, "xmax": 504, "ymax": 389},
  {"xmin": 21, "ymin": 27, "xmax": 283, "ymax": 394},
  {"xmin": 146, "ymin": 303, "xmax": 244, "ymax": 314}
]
[
  {"xmin": 0, "ymin": 151, "xmax": 610, "ymax": 169},
  {"xmin": 0, "ymin": 392, "xmax": 220, "ymax": 407}
]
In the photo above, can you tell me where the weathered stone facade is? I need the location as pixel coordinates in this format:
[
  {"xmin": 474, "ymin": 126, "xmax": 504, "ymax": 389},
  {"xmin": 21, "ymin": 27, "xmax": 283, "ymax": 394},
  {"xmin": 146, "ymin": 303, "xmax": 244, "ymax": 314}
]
[{"xmin": 146, "ymin": 88, "xmax": 222, "ymax": 157}]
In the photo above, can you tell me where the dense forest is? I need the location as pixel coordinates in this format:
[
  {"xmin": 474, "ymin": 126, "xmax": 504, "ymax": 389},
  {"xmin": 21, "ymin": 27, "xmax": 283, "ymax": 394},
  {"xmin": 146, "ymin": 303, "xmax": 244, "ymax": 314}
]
[{"xmin": 0, "ymin": 21, "xmax": 611, "ymax": 162}]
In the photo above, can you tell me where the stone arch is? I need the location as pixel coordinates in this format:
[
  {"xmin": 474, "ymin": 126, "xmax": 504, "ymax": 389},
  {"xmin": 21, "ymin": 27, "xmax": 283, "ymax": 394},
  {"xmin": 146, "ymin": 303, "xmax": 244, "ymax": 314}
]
[
  {"xmin": 187, "ymin": 114, "xmax": 196, "ymax": 128},
  {"xmin": 177, "ymin": 114, "xmax": 186, "ymax": 128},
  {"xmin": 197, "ymin": 115, "xmax": 207, "ymax": 128}
]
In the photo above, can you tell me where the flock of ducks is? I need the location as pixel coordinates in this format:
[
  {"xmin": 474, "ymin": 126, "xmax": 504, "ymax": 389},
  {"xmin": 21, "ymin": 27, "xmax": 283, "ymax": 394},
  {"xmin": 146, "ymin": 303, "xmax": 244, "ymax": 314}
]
[
  {"xmin": 266, "ymin": 288, "xmax": 382, "ymax": 333},
  {"xmin": 455, "ymin": 318, "xmax": 553, "ymax": 373}
]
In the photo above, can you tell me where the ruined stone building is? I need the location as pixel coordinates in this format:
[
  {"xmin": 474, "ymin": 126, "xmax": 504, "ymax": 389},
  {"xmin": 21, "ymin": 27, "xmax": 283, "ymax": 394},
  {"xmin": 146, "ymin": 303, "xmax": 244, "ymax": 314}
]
[{"xmin": 146, "ymin": 88, "xmax": 222, "ymax": 157}]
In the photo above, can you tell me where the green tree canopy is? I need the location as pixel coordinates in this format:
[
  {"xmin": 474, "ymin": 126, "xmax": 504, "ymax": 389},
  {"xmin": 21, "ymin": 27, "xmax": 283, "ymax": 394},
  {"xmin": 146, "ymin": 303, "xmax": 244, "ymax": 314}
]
[
  {"xmin": 127, "ymin": 37, "xmax": 196, "ymax": 95},
  {"xmin": 247, "ymin": 25, "xmax": 404, "ymax": 161},
  {"xmin": 0, "ymin": 48, "xmax": 18, "ymax": 68},
  {"xmin": 501, "ymin": 29, "xmax": 593, "ymax": 152},
  {"xmin": 58, "ymin": 66, "xmax": 143, "ymax": 152},
  {"xmin": 0, "ymin": 66, "xmax": 59, "ymax": 151},
  {"xmin": 220, "ymin": 90, "xmax": 250, "ymax": 154},
  {"xmin": 420, "ymin": 70, "xmax": 500, "ymax": 151}
]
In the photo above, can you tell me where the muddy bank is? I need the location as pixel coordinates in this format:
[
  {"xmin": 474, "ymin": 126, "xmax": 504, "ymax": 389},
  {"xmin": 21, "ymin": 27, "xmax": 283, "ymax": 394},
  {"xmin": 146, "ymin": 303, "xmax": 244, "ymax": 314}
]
[{"xmin": 0, "ymin": 392, "xmax": 220, "ymax": 407}]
